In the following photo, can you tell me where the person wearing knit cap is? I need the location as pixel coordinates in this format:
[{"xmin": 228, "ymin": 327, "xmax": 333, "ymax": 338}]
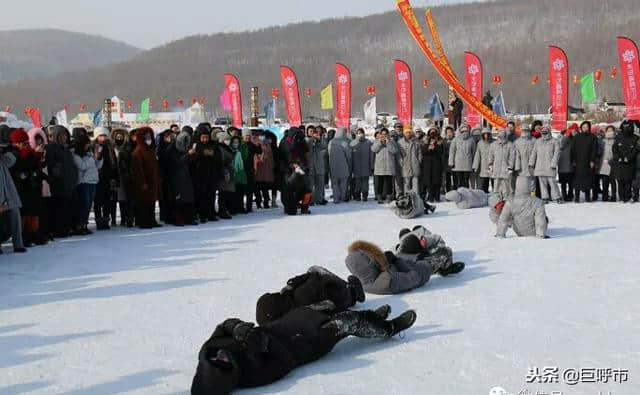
[{"xmin": 8, "ymin": 129, "xmax": 48, "ymax": 247}]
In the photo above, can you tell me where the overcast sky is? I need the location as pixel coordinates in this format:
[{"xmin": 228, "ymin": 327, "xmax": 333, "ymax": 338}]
[{"xmin": 1, "ymin": 0, "xmax": 483, "ymax": 49}]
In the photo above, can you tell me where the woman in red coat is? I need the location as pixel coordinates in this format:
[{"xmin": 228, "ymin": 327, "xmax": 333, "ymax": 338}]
[{"xmin": 131, "ymin": 127, "xmax": 162, "ymax": 229}]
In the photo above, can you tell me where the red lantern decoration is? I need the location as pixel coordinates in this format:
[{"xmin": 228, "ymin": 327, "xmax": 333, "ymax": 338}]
[
  {"xmin": 176, "ymin": 98, "xmax": 185, "ymax": 107},
  {"xmin": 191, "ymin": 96, "xmax": 197, "ymax": 105},
  {"xmin": 80, "ymin": 103, "xmax": 88, "ymax": 111},
  {"xmin": 492, "ymin": 75, "xmax": 502, "ymax": 85},
  {"xmin": 199, "ymin": 96, "xmax": 206, "ymax": 105},
  {"xmin": 594, "ymin": 69, "xmax": 602, "ymax": 82},
  {"xmin": 610, "ymin": 66, "xmax": 618, "ymax": 78},
  {"xmin": 366, "ymin": 85, "xmax": 376, "ymax": 95},
  {"xmin": 127, "ymin": 100, "xmax": 133, "ymax": 110},
  {"xmin": 24, "ymin": 107, "xmax": 32, "ymax": 116},
  {"xmin": 304, "ymin": 88, "xmax": 312, "ymax": 98},
  {"xmin": 162, "ymin": 99, "xmax": 170, "ymax": 110},
  {"xmin": 4, "ymin": 105, "xmax": 11, "ymax": 113},
  {"xmin": 573, "ymin": 74, "xmax": 579, "ymax": 85},
  {"xmin": 271, "ymin": 88, "xmax": 280, "ymax": 99},
  {"xmin": 422, "ymin": 79, "xmax": 429, "ymax": 88},
  {"xmin": 531, "ymin": 74, "xmax": 540, "ymax": 85}
]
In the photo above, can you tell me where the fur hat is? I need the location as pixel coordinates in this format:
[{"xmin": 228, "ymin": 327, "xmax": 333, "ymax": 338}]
[
  {"xmin": 347, "ymin": 240, "xmax": 389, "ymax": 272},
  {"xmin": 241, "ymin": 128, "xmax": 252, "ymax": 137}
]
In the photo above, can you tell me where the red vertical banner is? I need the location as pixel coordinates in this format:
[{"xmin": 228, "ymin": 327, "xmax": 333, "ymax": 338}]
[
  {"xmin": 617, "ymin": 36, "xmax": 640, "ymax": 120},
  {"xmin": 394, "ymin": 59, "xmax": 413, "ymax": 128},
  {"xmin": 224, "ymin": 73, "xmax": 243, "ymax": 128},
  {"xmin": 464, "ymin": 51, "xmax": 483, "ymax": 128},
  {"xmin": 335, "ymin": 63, "xmax": 352, "ymax": 128},
  {"xmin": 280, "ymin": 66, "xmax": 302, "ymax": 126},
  {"xmin": 549, "ymin": 46, "xmax": 569, "ymax": 131}
]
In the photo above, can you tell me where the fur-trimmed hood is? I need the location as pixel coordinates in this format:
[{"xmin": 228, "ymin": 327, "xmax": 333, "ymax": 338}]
[{"xmin": 347, "ymin": 240, "xmax": 389, "ymax": 272}]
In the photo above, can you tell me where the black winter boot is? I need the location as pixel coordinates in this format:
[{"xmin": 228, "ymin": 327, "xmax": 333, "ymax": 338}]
[
  {"xmin": 389, "ymin": 310, "xmax": 418, "ymax": 337},
  {"xmin": 373, "ymin": 305, "xmax": 391, "ymax": 320},
  {"xmin": 323, "ymin": 310, "xmax": 415, "ymax": 339},
  {"xmin": 348, "ymin": 275, "xmax": 365, "ymax": 303},
  {"xmin": 439, "ymin": 261, "xmax": 466, "ymax": 276}
]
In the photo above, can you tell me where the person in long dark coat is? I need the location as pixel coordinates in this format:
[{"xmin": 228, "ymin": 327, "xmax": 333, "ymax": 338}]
[
  {"xmin": 571, "ymin": 121, "xmax": 598, "ymax": 202},
  {"xmin": 191, "ymin": 305, "xmax": 416, "ymax": 395},
  {"xmin": 194, "ymin": 131, "xmax": 224, "ymax": 222},
  {"xmin": 166, "ymin": 131, "xmax": 197, "ymax": 226},
  {"xmin": 9, "ymin": 129, "xmax": 48, "ymax": 246},
  {"xmin": 93, "ymin": 127, "xmax": 119, "ymax": 230},
  {"xmin": 45, "ymin": 126, "xmax": 77, "ymax": 238},
  {"xmin": 420, "ymin": 129, "xmax": 444, "ymax": 202},
  {"xmin": 613, "ymin": 120, "xmax": 639, "ymax": 202},
  {"xmin": 112, "ymin": 129, "xmax": 135, "ymax": 227},
  {"xmin": 156, "ymin": 130, "xmax": 175, "ymax": 224},
  {"xmin": 131, "ymin": 128, "xmax": 162, "ymax": 229}
]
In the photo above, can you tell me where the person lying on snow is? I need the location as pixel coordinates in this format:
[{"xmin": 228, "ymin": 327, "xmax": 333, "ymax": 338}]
[
  {"xmin": 489, "ymin": 191, "xmax": 549, "ymax": 239},
  {"xmin": 392, "ymin": 190, "xmax": 436, "ymax": 219},
  {"xmin": 255, "ymin": 266, "xmax": 365, "ymax": 326},
  {"xmin": 282, "ymin": 162, "xmax": 312, "ymax": 215},
  {"xmin": 191, "ymin": 305, "xmax": 417, "ymax": 395},
  {"xmin": 395, "ymin": 225, "xmax": 465, "ymax": 276},
  {"xmin": 345, "ymin": 240, "xmax": 459, "ymax": 295},
  {"xmin": 444, "ymin": 187, "xmax": 488, "ymax": 209}
]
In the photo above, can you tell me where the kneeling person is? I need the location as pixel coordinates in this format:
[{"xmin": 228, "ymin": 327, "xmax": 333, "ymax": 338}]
[{"xmin": 489, "ymin": 192, "xmax": 549, "ymax": 238}]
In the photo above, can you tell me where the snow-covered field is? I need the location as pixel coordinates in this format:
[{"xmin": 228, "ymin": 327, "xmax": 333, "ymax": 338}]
[{"xmin": 1, "ymin": 201, "xmax": 639, "ymax": 395}]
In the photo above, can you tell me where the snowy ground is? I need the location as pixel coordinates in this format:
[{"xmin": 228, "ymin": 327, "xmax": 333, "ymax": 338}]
[{"xmin": 1, "ymin": 200, "xmax": 639, "ymax": 395}]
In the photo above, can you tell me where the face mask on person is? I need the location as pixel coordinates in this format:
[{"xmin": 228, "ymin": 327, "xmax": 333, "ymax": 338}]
[
  {"xmin": 115, "ymin": 138, "xmax": 124, "ymax": 146},
  {"xmin": 258, "ymin": 135, "xmax": 265, "ymax": 142},
  {"xmin": 231, "ymin": 142, "xmax": 240, "ymax": 149},
  {"xmin": 145, "ymin": 138, "xmax": 152, "ymax": 146},
  {"xmin": 357, "ymin": 134, "xmax": 365, "ymax": 141}
]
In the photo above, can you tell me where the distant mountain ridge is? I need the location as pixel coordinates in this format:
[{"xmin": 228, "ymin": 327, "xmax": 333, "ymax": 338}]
[
  {"xmin": 0, "ymin": 29, "xmax": 141, "ymax": 84},
  {"xmin": 1, "ymin": 0, "xmax": 639, "ymax": 117}
]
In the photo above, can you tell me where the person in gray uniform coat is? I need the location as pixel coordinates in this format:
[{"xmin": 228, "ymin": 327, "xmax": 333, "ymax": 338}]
[
  {"xmin": 597, "ymin": 127, "xmax": 617, "ymax": 201},
  {"xmin": 345, "ymin": 240, "xmax": 434, "ymax": 295},
  {"xmin": 514, "ymin": 125, "xmax": 536, "ymax": 195},
  {"xmin": 469, "ymin": 126, "xmax": 483, "ymax": 189},
  {"xmin": 472, "ymin": 128, "xmax": 493, "ymax": 192},
  {"xmin": 489, "ymin": 191, "xmax": 549, "ymax": 238},
  {"xmin": 328, "ymin": 128, "xmax": 352, "ymax": 203},
  {"xmin": 372, "ymin": 129, "xmax": 399, "ymax": 203},
  {"xmin": 448, "ymin": 124, "xmax": 476, "ymax": 189},
  {"xmin": 350, "ymin": 129, "xmax": 373, "ymax": 201},
  {"xmin": 396, "ymin": 129, "xmax": 422, "ymax": 195},
  {"xmin": 394, "ymin": 225, "xmax": 465, "ymax": 276},
  {"xmin": 529, "ymin": 126, "xmax": 562, "ymax": 203},
  {"xmin": 444, "ymin": 187, "xmax": 488, "ymax": 209},
  {"xmin": 488, "ymin": 129, "xmax": 516, "ymax": 196},
  {"xmin": 0, "ymin": 148, "xmax": 26, "ymax": 253}
]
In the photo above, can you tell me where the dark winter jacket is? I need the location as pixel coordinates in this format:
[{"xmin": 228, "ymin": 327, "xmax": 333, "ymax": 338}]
[
  {"xmin": 10, "ymin": 149, "xmax": 45, "ymax": 215},
  {"xmin": 571, "ymin": 131, "xmax": 598, "ymax": 190},
  {"xmin": 96, "ymin": 142, "xmax": 119, "ymax": 203},
  {"xmin": 131, "ymin": 128, "xmax": 162, "ymax": 204},
  {"xmin": 421, "ymin": 140, "xmax": 444, "ymax": 187},
  {"xmin": 166, "ymin": 132, "xmax": 195, "ymax": 204},
  {"xmin": 612, "ymin": 127, "xmax": 638, "ymax": 181},
  {"xmin": 194, "ymin": 141, "xmax": 225, "ymax": 194},
  {"xmin": 256, "ymin": 266, "xmax": 356, "ymax": 326},
  {"xmin": 45, "ymin": 126, "xmax": 77, "ymax": 198},
  {"xmin": 350, "ymin": 137, "xmax": 373, "ymax": 178},
  {"xmin": 192, "ymin": 308, "xmax": 338, "ymax": 395},
  {"xmin": 240, "ymin": 141, "xmax": 262, "ymax": 179}
]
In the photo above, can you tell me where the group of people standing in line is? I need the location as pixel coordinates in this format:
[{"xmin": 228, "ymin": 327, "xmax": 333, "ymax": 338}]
[{"xmin": 1, "ymin": 117, "xmax": 638, "ymax": 254}]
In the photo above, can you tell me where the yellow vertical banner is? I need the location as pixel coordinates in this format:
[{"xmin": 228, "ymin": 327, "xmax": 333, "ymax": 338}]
[{"xmin": 321, "ymin": 84, "xmax": 334, "ymax": 110}]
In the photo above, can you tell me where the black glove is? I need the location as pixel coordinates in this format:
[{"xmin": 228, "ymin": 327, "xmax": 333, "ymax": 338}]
[
  {"xmin": 384, "ymin": 251, "xmax": 398, "ymax": 265},
  {"xmin": 221, "ymin": 318, "xmax": 243, "ymax": 335},
  {"xmin": 286, "ymin": 273, "xmax": 310, "ymax": 289}
]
